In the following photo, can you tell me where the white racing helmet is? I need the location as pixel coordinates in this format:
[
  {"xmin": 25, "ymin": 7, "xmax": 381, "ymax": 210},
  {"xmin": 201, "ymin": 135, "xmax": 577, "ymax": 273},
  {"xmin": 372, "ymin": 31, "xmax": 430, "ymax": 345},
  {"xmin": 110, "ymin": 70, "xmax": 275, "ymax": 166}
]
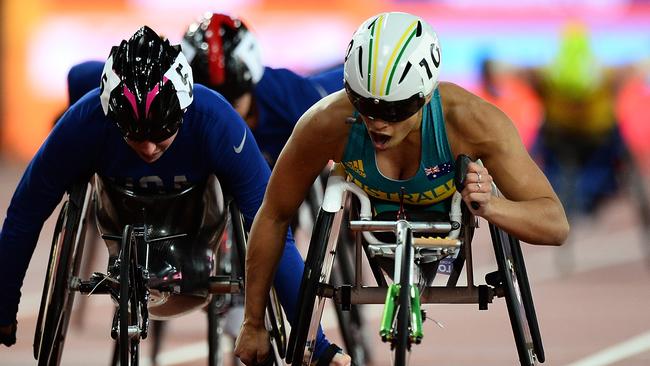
[{"xmin": 344, "ymin": 12, "xmax": 441, "ymax": 122}]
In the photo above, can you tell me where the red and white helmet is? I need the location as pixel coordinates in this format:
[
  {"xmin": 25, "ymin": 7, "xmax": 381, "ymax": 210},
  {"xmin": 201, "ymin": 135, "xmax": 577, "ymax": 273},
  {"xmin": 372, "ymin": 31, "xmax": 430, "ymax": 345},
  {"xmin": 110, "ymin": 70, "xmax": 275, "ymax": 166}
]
[{"xmin": 181, "ymin": 13, "xmax": 264, "ymax": 103}]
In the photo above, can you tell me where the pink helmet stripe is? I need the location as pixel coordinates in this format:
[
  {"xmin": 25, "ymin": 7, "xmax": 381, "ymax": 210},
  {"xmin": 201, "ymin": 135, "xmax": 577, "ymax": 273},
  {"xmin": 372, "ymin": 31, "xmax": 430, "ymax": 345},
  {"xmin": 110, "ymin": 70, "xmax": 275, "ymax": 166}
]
[
  {"xmin": 145, "ymin": 83, "xmax": 161, "ymax": 118},
  {"xmin": 122, "ymin": 85, "xmax": 139, "ymax": 119},
  {"xmin": 145, "ymin": 77, "xmax": 169, "ymax": 118}
]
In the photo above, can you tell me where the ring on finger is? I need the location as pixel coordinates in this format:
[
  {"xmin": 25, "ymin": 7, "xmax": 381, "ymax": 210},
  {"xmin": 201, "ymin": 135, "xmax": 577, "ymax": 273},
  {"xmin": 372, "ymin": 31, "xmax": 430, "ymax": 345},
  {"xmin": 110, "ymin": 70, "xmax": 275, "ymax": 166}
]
[{"xmin": 476, "ymin": 182, "xmax": 482, "ymax": 191}]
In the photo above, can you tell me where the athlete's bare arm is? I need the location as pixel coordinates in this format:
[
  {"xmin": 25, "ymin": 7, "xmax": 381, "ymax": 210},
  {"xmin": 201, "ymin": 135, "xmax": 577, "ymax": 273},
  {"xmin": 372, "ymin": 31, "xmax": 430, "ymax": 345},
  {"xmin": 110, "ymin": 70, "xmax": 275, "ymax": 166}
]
[
  {"xmin": 441, "ymin": 82, "xmax": 569, "ymax": 246},
  {"xmin": 235, "ymin": 90, "xmax": 353, "ymax": 364}
]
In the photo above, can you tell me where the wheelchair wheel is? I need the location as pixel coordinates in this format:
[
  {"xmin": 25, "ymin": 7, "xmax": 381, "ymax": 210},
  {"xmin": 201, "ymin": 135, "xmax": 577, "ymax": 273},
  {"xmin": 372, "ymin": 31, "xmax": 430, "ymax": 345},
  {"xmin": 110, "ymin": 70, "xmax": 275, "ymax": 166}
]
[
  {"xmin": 489, "ymin": 224, "xmax": 540, "ymax": 365},
  {"xmin": 509, "ymin": 235, "xmax": 545, "ymax": 362},
  {"xmin": 207, "ymin": 295, "xmax": 226, "ymax": 366},
  {"xmin": 119, "ymin": 225, "xmax": 141, "ymax": 365},
  {"xmin": 266, "ymin": 288, "xmax": 288, "ymax": 363},
  {"xmin": 261, "ymin": 260, "xmax": 290, "ymax": 363},
  {"xmin": 228, "ymin": 201, "xmax": 247, "ymax": 280},
  {"xmin": 330, "ymin": 230, "xmax": 371, "ymax": 365},
  {"xmin": 229, "ymin": 201, "xmax": 286, "ymax": 364},
  {"xmin": 393, "ymin": 227, "xmax": 414, "ymax": 366},
  {"xmin": 287, "ymin": 209, "xmax": 341, "ymax": 365},
  {"xmin": 34, "ymin": 183, "xmax": 91, "ymax": 366}
]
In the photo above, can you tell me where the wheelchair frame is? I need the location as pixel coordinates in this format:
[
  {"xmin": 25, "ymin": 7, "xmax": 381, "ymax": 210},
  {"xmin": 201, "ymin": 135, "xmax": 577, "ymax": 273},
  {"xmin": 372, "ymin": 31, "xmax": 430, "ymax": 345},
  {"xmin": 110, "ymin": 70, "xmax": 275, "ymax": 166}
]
[
  {"xmin": 287, "ymin": 165, "xmax": 545, "ymax": 366},
  {"xmin": 33, "ymin": 177, "xmax": 287, "ymax": 366}
]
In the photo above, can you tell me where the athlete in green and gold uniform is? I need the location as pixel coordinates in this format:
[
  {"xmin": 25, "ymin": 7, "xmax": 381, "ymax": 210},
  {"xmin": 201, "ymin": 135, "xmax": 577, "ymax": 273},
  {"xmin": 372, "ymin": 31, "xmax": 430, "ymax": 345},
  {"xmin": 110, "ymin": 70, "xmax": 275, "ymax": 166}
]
[{"xmin": 342, "ymin": 90, "xmax": 455, "ymax": 214}]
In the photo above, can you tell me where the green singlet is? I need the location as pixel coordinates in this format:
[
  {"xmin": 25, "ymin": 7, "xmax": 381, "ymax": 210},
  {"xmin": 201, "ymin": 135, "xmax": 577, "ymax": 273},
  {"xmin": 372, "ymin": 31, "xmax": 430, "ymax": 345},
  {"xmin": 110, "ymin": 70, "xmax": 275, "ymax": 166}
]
[{"xmin": 341, "ymin": 88, "xmax": 456, "ymax": 215}]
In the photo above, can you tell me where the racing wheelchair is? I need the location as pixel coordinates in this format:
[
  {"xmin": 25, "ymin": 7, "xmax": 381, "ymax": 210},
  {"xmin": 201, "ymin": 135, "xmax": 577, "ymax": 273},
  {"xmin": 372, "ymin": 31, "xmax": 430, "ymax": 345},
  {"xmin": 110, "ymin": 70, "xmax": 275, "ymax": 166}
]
[
  {"xmin": 302, "ymin": 170, "xmax": 373, "ymax": 366},
  {"xmin": 32, "ymin": 175, "xmax": 286, "ymax": 366},
  {"xmin": 287, "ymin": 155, "xmax": 545, "ymax": 366}
]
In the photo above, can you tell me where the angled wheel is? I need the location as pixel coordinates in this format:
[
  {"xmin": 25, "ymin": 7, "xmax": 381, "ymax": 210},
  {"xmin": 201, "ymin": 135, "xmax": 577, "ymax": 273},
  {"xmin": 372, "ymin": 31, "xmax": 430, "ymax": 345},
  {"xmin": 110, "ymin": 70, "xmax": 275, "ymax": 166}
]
[
  {"xmin": 393, "ymin": 227, "xmax": 414, "ymax": 366},
  {"xmin": 229, "ymin": 200, "xmax": 286, "ymax": 365},
  {"xmin": 287, "ymin": 208, "xmax": 342, "ymax": 365},
  {"xmin": 207, "ymin": 295, "xmax": 226, "ymax": 366},
  {"xmin": 330, "ymin": 230, "xmax": 371, "ymax": 365},
  {"xmin": 34, "ymin": 182, "xmax": 91, "ymax": 366},
  {"xmin": 509, "ymin": 235, "xmax": 544, "ymax": 362},
  {"xmin": 207, "ymin": 224, "xmax": 236, "ymax": 366},
  {"xmin": 118, "ymin": 225, "xmax": 141, "ymax": 365},
  {"xmin": 266, "ymin": 288, "xmax": 287, "ymax": 364},
  {"xmin": 489, "ymin": 224, "xmax": 541, "ymax": 365}
]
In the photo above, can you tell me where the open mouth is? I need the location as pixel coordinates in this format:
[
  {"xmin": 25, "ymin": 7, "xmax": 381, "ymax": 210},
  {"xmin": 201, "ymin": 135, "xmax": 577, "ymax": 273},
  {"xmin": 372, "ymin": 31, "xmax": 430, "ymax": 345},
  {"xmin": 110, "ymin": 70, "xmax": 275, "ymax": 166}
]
[{"xmin": 369, "ymin": 131, "xmax": 391, "ymax": 149}]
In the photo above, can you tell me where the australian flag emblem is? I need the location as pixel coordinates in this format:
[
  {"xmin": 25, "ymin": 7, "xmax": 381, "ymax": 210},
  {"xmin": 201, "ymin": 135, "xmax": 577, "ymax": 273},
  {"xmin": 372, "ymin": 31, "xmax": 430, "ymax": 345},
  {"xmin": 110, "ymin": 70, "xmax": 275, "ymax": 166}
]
[{"xmin": 424, "ymin": 162, "xmax": 453, "ymax": 181}]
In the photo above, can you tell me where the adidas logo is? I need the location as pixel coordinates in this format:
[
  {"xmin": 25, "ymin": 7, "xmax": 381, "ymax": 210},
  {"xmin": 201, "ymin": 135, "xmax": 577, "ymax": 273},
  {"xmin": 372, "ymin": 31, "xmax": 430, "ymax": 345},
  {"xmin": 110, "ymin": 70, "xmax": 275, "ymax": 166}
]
[{"xmin": 344, "ymin": 160, "xmax": 366, "ymax": 178}]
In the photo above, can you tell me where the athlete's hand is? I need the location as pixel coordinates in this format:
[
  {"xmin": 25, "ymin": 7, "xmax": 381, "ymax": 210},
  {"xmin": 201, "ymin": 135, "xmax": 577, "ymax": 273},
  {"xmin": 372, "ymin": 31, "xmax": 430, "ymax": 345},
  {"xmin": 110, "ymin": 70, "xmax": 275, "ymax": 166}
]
[
  {"xmin": 330, "ymin": 352, "xmax": 352, "ymax": 366},
  {"xmin": 461, "ymin": 162, "xmax": 493, "ymax": 215},
  {"xmin": 234, "ymin": 320, "xmax": 270, "ymax": 365},
  {"xmin": 0, "ymin": 321, "xmax": 17, "ymax": 347}
]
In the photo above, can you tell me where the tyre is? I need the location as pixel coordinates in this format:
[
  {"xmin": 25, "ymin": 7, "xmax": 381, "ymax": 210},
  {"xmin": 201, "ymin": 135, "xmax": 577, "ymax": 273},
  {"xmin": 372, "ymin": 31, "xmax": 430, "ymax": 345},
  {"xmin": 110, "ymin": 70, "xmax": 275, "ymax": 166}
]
[
  {"xmin": 118, "ymin": 225, "xmax": 141, "ymax": 365},
  {"xmin": 287, "ymin": 209, "xmax": 340, "ymax": 365},
  {"xmin": 34, "ymin": 183, "xmax": 91, "ymax": 366},
  {"xmin": 230, "ymin": 201, "xmax": 286, "ymax": 364},
  {"xmin": 393, "ymin": 227, "xmax": 413, "ymax": 366},
  {"xmin": 489, "ymin": 224, "xmax": 538, "ymax": 366},
  {"xmin": 509, "ymin": 235, "xmax": 545, "ymax": 362},
  {"xmin": 207, "ymin": 295, "xmax": 226, "ymax": 366}
]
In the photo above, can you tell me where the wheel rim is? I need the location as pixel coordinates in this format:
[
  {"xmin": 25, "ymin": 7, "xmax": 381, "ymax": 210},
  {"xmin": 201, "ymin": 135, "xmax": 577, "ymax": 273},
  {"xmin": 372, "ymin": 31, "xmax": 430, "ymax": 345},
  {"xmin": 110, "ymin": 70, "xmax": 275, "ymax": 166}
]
[
  {"xmin": 119, "ymin": 225, "xmax": 140, "ymax": 366},
  {"xmin": 35, "ymin": 183, "xmax": 91, "ymax": 366},
  {"xmin": 490, "ymin": 225, "xmax": 536, "ymax": 366}
]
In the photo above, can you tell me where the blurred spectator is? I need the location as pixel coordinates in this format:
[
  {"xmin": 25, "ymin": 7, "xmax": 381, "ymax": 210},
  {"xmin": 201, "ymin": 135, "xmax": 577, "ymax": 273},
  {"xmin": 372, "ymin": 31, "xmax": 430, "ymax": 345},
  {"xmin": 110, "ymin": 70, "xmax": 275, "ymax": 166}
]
[
  {"xmin": 475, "ymin": 54, "xmax": 542, "ymax": 150},
  {"xmin": 521, "ymin": 22, "xmax": 635, "ymax": 216},
  {"xmin": 616, "ymin": 64, "xmax": 650, "ymax": 172}
]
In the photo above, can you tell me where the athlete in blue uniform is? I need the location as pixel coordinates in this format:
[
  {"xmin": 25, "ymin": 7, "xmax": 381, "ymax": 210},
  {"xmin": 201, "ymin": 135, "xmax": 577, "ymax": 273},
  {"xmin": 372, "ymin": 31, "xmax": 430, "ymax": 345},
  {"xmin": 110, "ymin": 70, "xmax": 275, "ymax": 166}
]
[
  {"xmin": 235, "ymin": 12, "xmax": 569, "ymax": 366},
  {"xmin": 0, "ymin": 26, "xmax": 343, "ymax": 365},
  {"xmin": 67, "ymin": 60, "xmax": 105, "ymax": 105},
  {"xmin": 181, "ymin": 14, "xmax": 350, "ymax": 365},
  {"xmin": 180, "ymin": 13, "xmax": 343, "ymax": 166},
  {"xmin": 62, "ymin": 14, "xmax": 343, "ymax": 167},
  {"xmin": 51, "ymin": 15, "xmax": 347, "ymax": 364}
]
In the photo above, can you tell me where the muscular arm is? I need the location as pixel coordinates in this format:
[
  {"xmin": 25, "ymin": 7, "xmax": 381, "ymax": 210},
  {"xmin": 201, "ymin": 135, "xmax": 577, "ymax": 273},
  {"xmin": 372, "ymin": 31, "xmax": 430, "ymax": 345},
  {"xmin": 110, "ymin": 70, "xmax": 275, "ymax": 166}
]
[
  {"xmin": 243, "ymin": 91, "xmax": 351, "ymax": 326},
  {"xmin": 442, "ymin": 82, "xmax": 569, "ymax": 245},
  {"xmin": 0, "ymin": 99, "xmax": 102, "ymax": 325}
]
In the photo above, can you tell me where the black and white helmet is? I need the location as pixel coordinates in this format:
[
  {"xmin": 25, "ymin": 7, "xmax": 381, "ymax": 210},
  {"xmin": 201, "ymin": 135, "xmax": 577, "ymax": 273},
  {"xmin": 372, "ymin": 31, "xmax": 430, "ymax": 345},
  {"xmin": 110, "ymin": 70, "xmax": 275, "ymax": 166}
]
[{"xmin": 100, "ymin": 26, "xmax": 193, "ymax": 142}]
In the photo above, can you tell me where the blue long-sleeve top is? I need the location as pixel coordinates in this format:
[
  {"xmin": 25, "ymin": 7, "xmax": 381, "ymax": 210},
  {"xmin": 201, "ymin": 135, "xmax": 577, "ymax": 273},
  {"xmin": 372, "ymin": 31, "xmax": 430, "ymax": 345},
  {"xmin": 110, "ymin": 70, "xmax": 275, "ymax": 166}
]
[
  {"xmin": 252, "ymin": 66, "xmax": 343, "ymax": 165},
  {"xmin": 0, "ymin": 85, "xmax": 275, "ymax": 325}
]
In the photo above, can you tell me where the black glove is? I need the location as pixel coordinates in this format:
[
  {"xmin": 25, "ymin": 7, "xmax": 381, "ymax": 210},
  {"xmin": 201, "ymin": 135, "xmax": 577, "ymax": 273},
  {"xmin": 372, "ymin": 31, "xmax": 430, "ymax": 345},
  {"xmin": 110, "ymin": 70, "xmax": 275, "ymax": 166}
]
[{"xmin": 0, "ymin": 321, "xmax": 17, "ymax": 347}]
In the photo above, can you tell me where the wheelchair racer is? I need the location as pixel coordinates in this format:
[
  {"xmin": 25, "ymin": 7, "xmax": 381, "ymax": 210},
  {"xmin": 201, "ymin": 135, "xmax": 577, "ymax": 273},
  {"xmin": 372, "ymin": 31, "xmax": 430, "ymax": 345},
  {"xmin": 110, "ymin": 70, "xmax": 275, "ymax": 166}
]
[
  {"xmin": 181, "ymin": 12, "xmax": 343, "ymax": 167},
  {"xmin": 53, "ymin": 14, "xmax": 348, "ymax": 362},
  {"xmin": 60, "ymin": 13, "xmax": 344, "ymax": 168},
  {"xmin": 0, "ymin": 26, "xmax": 349, "ymax": 366},
  {"xmin": 235, "ymin": 11, "xmax": 569, "ymax": 365}
]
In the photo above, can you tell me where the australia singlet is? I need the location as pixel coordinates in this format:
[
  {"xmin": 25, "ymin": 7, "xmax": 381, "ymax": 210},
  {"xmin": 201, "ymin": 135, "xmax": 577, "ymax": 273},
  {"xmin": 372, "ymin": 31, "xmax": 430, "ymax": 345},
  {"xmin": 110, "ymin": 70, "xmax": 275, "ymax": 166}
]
[{"xmin": 341, "ymin": 88, "xmax": 456, "ymax": 215}]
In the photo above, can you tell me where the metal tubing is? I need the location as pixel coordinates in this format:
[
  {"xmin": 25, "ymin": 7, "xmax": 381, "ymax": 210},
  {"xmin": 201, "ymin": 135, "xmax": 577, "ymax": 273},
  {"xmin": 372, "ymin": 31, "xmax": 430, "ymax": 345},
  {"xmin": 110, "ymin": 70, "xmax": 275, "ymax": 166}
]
[
  {"xmin": 208, "ymin": 279, "xmax": 242, "ymax": 294},
  {"xmin": 349, "ymin": 221, "xmax": 452, "ymax": 233},
  {"xmin": 334, "ymin": 286, "xmax": 488, "ymax": 304}
]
